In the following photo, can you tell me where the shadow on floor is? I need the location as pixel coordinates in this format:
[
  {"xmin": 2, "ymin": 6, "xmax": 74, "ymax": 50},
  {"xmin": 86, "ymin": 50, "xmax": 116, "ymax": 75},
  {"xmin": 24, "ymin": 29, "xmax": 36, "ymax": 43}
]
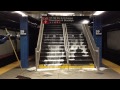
[{"xmin": 16, "ymin": 75, "xmax": 31, "ymax": 79}]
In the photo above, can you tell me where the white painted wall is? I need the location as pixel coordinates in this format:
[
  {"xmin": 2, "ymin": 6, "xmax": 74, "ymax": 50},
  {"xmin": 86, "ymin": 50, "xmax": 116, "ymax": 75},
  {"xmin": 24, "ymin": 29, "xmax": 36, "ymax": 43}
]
[{"xmin": 0, "ymin": 29, "xmax": 20, "ymax": 55}]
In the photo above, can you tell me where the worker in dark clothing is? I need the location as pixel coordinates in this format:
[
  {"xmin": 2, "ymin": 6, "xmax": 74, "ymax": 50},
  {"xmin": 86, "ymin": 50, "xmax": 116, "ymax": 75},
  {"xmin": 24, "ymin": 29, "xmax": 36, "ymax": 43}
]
[{"xmin": 74, "ymin": 47, "xmax": 83, "ymax": 60}]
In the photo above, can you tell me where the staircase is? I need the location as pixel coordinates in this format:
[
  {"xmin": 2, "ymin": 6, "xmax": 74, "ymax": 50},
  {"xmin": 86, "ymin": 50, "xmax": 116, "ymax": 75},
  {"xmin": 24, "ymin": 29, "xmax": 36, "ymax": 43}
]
[
  {"xmin": 66, "ymin": 23, "xmax": 93, "ymax": 64},
  {"xmin": 40, "ymin": 24, "xmax": 66, "ymax": 66},
  {"xmin": 39, "ymin": 23, "xmax": 93, "ymax": 66}
]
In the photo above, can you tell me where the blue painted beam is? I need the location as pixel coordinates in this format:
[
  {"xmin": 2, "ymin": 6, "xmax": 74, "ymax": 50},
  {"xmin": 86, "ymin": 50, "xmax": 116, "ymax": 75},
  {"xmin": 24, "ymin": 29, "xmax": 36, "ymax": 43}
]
[
  {"xmin": 93, "ymin": 16, "xmax": 102, "ymax": 66},
  {"xmin": 20, "ymin": 17, "xmax": 29, "ymax": 68}
]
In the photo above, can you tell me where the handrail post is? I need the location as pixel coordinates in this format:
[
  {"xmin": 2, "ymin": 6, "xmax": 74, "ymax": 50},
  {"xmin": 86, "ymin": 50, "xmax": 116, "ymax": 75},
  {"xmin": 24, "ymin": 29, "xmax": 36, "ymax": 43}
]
[
  {"xmin": 35, "ymin": 17, "xmax": 44, "ymax": 71},
  {"xmin": 62, "ymin": 24, "xmax": 70, "ymax": 67},
  {"xmin": 81, "ymin": 24, "xmax": 100, "ymax": 71}
]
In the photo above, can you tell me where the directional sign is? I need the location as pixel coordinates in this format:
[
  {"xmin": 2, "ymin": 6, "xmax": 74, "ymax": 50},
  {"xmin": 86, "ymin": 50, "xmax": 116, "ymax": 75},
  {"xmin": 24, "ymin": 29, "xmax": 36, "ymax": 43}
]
[{"xmin": 42, "ymin": 16, "xmax": 90, "ymax": 24}]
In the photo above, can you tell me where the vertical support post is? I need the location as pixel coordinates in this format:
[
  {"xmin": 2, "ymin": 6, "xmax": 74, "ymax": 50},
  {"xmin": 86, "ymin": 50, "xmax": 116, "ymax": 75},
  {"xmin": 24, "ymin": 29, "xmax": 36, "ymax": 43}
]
[
  {"xmin": 20, "ymin": 16, "xmax": 29, "ymax": 68},
  {"xmin": 93, "ymin": 16, "xmax": 102, "ymax": 66}
]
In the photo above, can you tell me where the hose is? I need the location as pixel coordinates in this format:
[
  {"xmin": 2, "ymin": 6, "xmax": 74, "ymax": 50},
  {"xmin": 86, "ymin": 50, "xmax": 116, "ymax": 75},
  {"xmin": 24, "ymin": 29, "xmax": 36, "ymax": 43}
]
[{"xmin": 0, "ymin": 35, "xmax": 8, "ymax": 44}]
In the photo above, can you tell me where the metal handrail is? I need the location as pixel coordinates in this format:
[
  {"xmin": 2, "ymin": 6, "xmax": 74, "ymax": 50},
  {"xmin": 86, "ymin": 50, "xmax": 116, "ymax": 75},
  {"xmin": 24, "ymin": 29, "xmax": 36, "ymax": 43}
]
[
  {"xmin": 81, "ymin": 24, "xmax": 100, "ymax": 71},
  {"xmin": 35, "ymin": 18, "xmax": 44, "ymax": 71},
  {"xmin": 65, "ymin": 24, "xmax": 70, "ymax": 53},
  {"xmin": 62, "ymin": 24, "xmax": 70, "ymax": 64}
]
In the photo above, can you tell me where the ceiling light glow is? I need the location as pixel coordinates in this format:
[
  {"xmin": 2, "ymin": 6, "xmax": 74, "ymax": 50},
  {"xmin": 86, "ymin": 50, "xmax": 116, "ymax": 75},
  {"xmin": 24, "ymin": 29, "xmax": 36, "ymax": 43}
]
[
  {"xmin": 48, "ymin": 13, "xmax": 75, "ymax": 16},
  {"xmin": 93, "ymin": 11, "xmax": 105, "ymax": 15},
  {"xmin": 12, "ymin": 11, "xmax": 27, "ymax": 17}
]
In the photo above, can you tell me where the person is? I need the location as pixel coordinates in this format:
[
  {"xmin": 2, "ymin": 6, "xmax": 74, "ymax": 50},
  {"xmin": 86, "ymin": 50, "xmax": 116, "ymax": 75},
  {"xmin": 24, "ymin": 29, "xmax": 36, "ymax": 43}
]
[
  {"xmin": 0, "ymin": 35, "xmax": 8, "ymax": 44},
  {"xmin": 74, "ymin": 46, "xmax": 83, "ymax": 60}
]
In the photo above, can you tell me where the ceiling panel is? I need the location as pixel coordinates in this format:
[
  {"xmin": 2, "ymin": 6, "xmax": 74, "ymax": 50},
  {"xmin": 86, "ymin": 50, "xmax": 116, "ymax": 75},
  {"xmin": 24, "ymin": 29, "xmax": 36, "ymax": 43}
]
[{"xmin": 24, "ymin": 11, "xmax": 93, "ymax": 19}]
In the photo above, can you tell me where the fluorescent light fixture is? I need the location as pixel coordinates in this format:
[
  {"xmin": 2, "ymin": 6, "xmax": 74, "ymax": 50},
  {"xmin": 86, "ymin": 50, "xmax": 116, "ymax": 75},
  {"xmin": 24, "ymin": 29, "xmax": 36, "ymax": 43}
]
[
  {"xmin": 93, "ymin": 11, "xmax": 105, "ymax": 15},
  {"xmin": 82, "ymin": 20, "xmax": 89, "ymax": 24},
  {"xmin": 12, "ymin": 11, "xmax": 27, "ymax": 17},
  {"xmin": 48, "ymin": 13, "xmax": 75, "ymax": 16}
]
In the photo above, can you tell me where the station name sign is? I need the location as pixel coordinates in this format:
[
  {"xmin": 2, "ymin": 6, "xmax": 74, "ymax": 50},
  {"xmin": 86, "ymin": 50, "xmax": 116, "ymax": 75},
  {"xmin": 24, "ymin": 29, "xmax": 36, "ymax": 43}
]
[{"xmin": 42, "ymin": 16, "xmax": 89, "ymax": 24}]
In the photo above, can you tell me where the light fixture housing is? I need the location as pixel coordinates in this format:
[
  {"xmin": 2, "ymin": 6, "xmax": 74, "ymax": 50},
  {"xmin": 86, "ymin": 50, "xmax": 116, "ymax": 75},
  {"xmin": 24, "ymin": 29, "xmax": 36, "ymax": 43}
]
[
  {"xmin": 12, "ymin": 11, "xmax": 28, "ymax": 17},
  {"xmin": 93, "ymin": 11, "xmax": 105, "ymax": 16},
  {"xmin": 48, "ymin": 13, "xmax": 75, "ymax": 16}
]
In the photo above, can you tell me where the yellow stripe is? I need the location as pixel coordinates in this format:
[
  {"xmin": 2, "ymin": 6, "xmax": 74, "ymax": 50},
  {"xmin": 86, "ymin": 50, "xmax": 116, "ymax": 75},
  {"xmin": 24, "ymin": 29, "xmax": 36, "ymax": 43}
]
[
  {"xmin": 39, "ymin": 64, "xmax": 94, "ymax": 69},
  {"xmin": 102, "ymin": 59, "xmax": 120, "ymax": 74},
  {"xmin": 0, "ymin": 61, "xmax": 19, "ymax": 75},
  {"xmin": 0, "ymin": 56, "xmax": 34, "ymax": 75}
]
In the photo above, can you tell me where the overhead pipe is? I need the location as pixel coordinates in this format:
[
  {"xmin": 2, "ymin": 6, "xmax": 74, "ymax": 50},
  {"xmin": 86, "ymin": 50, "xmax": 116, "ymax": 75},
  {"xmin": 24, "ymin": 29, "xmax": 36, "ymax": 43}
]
[
  {"xmin": 0, "ymin": 11, "xmax": 40, "ymax": 24},
  {"xmin": 0, "ymin": 11, "xmax": 40, "ymax": 31}
]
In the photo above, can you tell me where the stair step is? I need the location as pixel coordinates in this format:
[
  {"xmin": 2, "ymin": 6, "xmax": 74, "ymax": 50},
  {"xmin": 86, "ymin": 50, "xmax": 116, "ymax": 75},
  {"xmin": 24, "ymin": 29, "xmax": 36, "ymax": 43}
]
[
  {"xmin": 68, "ymin": 35, "xmax": 83, "ymax": 36},
  {"xmin": 43, "ymin": 34, "xmax": 63, "ymax": 35},
  {"xmin": 40, "ymin": 55, "xmax": 66, "ymax": 57},
  {"xmin": 43, "ymin": 35, "xmax": 63, "ymax": 38},
  {"xmin": 69, "ymin": 55, "xmax": 90, "ymax": 57},
  {"xmin": 68, "ymin": 32, "xmax": 82, "ymax": 34},
  {"xmin": 41, "ymin": 44, "xmax": 65, "ymax": 46},
  {"xmin": 41, "ymin": 48, "xmax": 88, "ymax": 51},
  {"xmin": 45, "ymin": 24, "xmax": 62, "ymax": 26},
  {"xmin": 41, "ymin": 52, "xmax": 65, "ymax": 53},
  {"xmin": 44, "ymin": 60, "xmax": 64, "ymax": 62},
  {"xmin": 68, "ymin": 37, "xmax": 84, "ymax": 39},
  {"xmin": 69, "ymin": 43, "xmax": 87, "ymax": 45},
  {"xmin": 40, "ymin": 57, "xmax": 66, "ymax": 59},
  {"xmin": 44, "ymin": 32, "xmax": 63, "ymax": 33},
  {"xmin": 43, "ymin": 38, "xmax": 64, "ymax": 40},
  {"xmin": 69, "ymin": 59, "xmax": 93, "ymax": 61},
  {"xmin": 69, "ymin": 44, "xmax": 87, "ymax": 46},
  {"xmin": 82, "ymin": 55, "xmax": 90, "ymax": 57},
  {"xmin": 68, "ymin": 34, "xmax": 83, "ymax": 35},
  {"xmin": 41, "ymin": 49, "xmax": 65, "ymax": 52},
  {"xmin": 68, "ymin": 38, "xmax": 84, "ymax": 40},
  {"xmin": 42, "ymin": 45, "xmax": 64, "ymax": 46},
  {"xmin": 69, "ymin": 61, "xmax": 93, "ymax": 64},
  {"xmin": 40, "ymin": 53, "xmax": 65, "ymax": 56},
  {"xmin": 44, "ymin": 29, "xmax": 62, "ymax": 31},
  {"xmin": 44, "ymin": 27, "xmax": 62, "ymax": 29},
  {"xmin": 69, "ymin": 42, "xmax": 85, "ymax": 45},
  {"xmin": 43, "ymin": 64, "xmax": 63, "ymax": 66},
  {"xmin": 40, "ymin": 51, "xmax": 89, "ymax": 54},
  {"xmin": 69, "ymin": 48, "xmax": 88, "ymax": 50},
  {"xmin": 70, "ymin": 51, "xmax": 89, "ymax": 53},
  {"xmin": 43, "ymin": 34, "xmax": 63, "ymax": 37},
  {"xmin": 69, "ymin": 57, "xmax": 92, "ymax": 59},
  {"xmin": 42, "ymin": 43, "xmax": 64, "ymax": 45},
  {"xmin": 43, "ymin": 42, "xmax": 64, "ymax": 43},
  {"xmin": 43, "ymin": 37, "xmax": 63, "ymax": 38}
]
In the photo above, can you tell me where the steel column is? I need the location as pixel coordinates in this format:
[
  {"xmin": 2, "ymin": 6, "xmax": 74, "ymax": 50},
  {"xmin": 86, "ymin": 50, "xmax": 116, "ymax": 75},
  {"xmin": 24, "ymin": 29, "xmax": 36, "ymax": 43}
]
[
  {"xmin": 20, "ymin": 17, "xmax": 29, "ymax": 68},
  {"xmin": 93, "ymin": 16, "xmax": 102, "ymax": 66}
]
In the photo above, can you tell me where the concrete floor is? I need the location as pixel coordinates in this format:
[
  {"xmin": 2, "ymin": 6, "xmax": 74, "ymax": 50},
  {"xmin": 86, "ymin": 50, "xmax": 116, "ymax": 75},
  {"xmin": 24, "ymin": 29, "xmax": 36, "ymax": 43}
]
[{"xmin": 0, "ymin": 61, "xmax": 120, "ymax": 79}]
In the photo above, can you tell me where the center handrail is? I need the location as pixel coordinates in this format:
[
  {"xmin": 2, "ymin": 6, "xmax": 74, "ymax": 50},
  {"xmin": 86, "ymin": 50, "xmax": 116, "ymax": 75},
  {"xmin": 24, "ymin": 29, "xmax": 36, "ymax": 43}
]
[
  {"xmin": 35, "ymin": 17, "xmax": 44, "ymax": 71},
  {"xmin": 62, "ymin": 24, "xmax": 70, "ymax": 64}
]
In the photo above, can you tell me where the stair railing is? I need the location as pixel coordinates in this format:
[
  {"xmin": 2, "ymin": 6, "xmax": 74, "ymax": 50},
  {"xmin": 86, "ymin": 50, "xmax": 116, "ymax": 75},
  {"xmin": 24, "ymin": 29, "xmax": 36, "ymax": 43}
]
[
  {"xmin": 62, "ymin": 24, "xmax": 70, "ymax": 65},
  {"xmin": 81, "ymin": 24, "xmax": 100, "ymax": 71},
  {"xmin": 35, "ymin": 17, "xmax": 44, "ymax": 71}
]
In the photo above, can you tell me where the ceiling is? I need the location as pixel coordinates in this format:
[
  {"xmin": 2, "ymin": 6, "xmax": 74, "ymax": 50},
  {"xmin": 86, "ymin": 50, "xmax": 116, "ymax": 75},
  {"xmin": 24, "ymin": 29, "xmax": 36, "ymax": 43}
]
[
  {"xmin": 24, "ymin": 11, "xmax": 94, "ymax": 20},
  {"xmin": 1, "ymin": 11, "xmax": 120, "ymax": 31}
]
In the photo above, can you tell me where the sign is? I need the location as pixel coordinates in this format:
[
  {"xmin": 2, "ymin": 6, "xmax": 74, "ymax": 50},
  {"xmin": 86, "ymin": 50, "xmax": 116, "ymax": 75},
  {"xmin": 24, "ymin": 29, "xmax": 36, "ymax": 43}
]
[
  {"xmin": 42, "ymin": 16, "xmax": 89, "ymax": 24},
  {"xmin": 96, "ymin": 29, "xmax": 102, "ymax": 35},
  {"xmin": 20, "ymin": 30, "xmax": 26, "ymax": 35}
]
